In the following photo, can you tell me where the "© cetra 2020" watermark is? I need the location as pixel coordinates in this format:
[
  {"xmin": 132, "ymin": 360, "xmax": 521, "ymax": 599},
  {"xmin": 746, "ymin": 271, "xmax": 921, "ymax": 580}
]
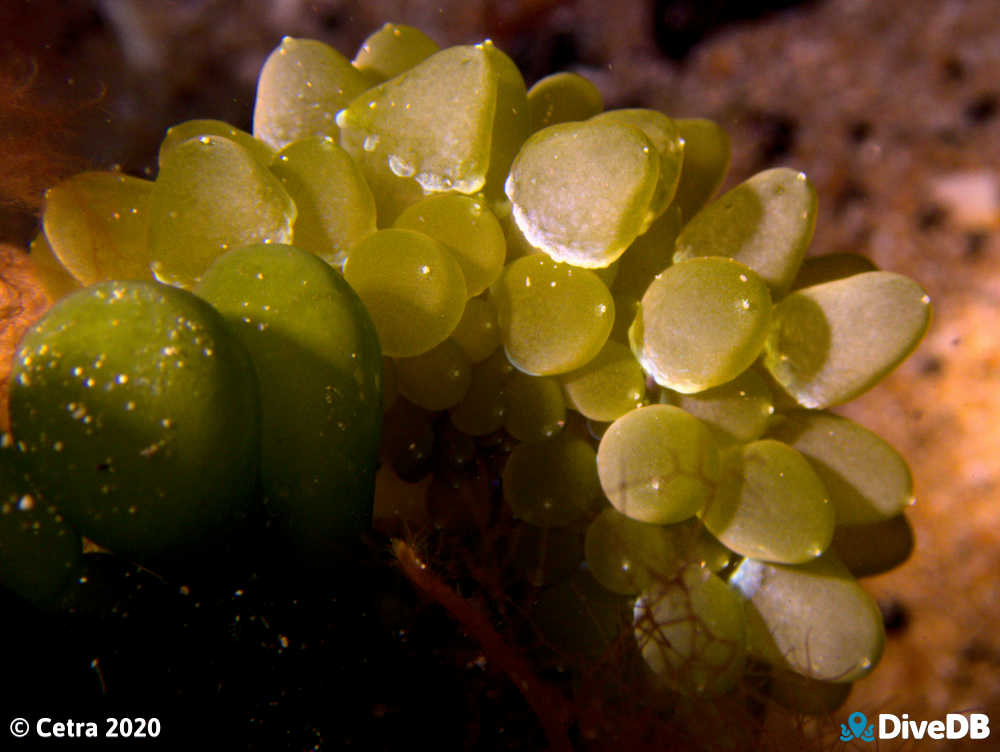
[
  {"xmin": 840, "ymin": 711, "xmax": 991, "ymax": 742},
  {"xmin": 8, "ymin": 717, "xmax": 161, "ymax": 741}
]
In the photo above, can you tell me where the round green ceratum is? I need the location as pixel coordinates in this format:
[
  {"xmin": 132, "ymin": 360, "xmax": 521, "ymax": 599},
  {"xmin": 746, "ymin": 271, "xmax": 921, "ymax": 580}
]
[
  {"xmin": 630, "ymin": 257, "xmax": 772, "ymax": 394},
  {"xmin": 673, "ymin": 167, "xmax": 817, "ymax": 294},
  {"xmin": 634, "ymin": 564, "xmax": 746, "ymax": 696},
  {"xmin": 731, "ymin": 554, "xmax": 885, "ymax": 683},
  {"xmin": 505, "ymin": 119, "xmax": 660, "ymax": 268},
  {"xmin": 762, "ymin": 271, "xmax": 931, "ymax": 409},
  {"xmin": 597, "ymin": 404, "xmax": 720, "ymax": 525},
  {"xmin": 9, "ymin": 281, "xmax": 260, "ymax": 563},
  {"xmin": 195, "ymin": 244, "xmax": 383, "ymax": 564},
  {"xmin": 701, "ymin": 439, "xmax": 834, "ymax": 564}
]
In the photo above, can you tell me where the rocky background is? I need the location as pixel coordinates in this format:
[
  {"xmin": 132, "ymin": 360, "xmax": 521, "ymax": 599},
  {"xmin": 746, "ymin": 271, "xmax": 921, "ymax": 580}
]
[{"xmin": 2, "ymin": 0, "xmax": 999, "ymax": 749}]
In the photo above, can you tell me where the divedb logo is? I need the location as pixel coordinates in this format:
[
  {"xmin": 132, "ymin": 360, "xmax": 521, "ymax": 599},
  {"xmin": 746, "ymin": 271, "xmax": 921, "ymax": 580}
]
[{"xmin": 840, "ymin": 711, "xmax": 991, "ymax": 742}]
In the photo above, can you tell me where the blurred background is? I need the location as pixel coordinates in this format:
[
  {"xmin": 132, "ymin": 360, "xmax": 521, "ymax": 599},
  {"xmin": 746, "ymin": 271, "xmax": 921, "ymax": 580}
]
[{"xmin": 2, "ymin": 0, "xmax": 999, "ymax": 748}]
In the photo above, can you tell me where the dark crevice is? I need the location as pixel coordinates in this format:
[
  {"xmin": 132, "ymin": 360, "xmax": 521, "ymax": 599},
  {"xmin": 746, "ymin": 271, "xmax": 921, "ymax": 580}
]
[
  {"xmin": 941, "ymin": 55, "xmax": 965, "ymax": 82},
  {"xmin": 834, "ymin": 180, "xmax": 868, "ymax": 215},
  {"xmin": 653, "ymin": 0, "xmax": 818, "ymax": 61},
  {"xmin": 743, "ymin": 110, "xmax": 799, "ymax": 167},
  {"xmin": 919, "ymin": 356, "xmax": 943, "ymax": 376},
  {"xmin": 916, "ymin": 205, "xmax": 946, "ymax": 230},
  {"xmin": 964, "ymin": 92, "xmax": 998, "ymax": 124},
  {"xmin": 847, "ymin": 120, "xmax": 873, "ymax": 144},
  {"xmin": 965, "ymin": 232, "xmax": 988, "ymax": 259},
  {"xmin": 880, "ymin": 599, "xmax": 910, "ymax": 636},
  {"xmin": 547, "ymin": 30, "xmax": 581, "ymax": 73}
]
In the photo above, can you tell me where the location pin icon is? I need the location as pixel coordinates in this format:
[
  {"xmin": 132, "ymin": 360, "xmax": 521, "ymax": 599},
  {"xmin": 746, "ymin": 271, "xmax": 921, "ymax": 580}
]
[{"xmin": 848, "ymin": 712, "xmax": 867, "ymax": 739}]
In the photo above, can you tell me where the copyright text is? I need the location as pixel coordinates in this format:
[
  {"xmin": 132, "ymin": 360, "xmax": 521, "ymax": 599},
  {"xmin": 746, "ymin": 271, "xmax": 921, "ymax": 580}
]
[{"xmin": 9, "ymin": 717, "xmax": 161, "ymax": 740}]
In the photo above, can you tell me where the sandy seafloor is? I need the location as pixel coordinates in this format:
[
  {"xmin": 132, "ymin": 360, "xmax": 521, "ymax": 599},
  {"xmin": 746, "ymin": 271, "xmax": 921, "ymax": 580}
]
[{"xmin": 2, "ymin": 0, "xmax": 1000, "ymax": 749}]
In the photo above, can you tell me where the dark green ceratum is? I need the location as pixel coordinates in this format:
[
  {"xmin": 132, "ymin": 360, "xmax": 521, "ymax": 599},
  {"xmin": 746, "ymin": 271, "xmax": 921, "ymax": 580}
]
[
  {"xmin": 196, "ymin": 243, "xmax": 382, "ymax": 566},
  {"xmin": 10, "ymin": 281, "xmax": 260, "ymax": 563},
  {"xmin": 7, "ymin": 21, "xmax": 931, "ymax": 720}
]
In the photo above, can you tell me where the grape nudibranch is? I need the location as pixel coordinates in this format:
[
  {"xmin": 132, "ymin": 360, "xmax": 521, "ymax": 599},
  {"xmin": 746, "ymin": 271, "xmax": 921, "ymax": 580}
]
[{"xmin": 5, "ymin": 22, "xmax": 932, "ymax": 724}]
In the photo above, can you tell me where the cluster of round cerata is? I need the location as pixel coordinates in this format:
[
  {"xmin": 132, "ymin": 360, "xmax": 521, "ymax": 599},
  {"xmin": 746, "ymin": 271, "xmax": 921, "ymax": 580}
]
[{"xmin": 5, "ymin": 23, "xmax": 930, "ymax": 709}]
